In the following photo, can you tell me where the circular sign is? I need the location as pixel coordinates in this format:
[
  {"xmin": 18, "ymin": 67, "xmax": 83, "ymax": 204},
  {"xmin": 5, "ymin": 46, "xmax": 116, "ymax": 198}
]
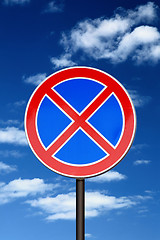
[{"xmin": 25, "ymin": 67, "xmax": 136, "ymax": 178}]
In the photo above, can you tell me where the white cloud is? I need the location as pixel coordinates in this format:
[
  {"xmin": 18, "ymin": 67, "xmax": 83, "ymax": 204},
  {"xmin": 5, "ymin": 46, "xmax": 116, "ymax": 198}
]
[
  {"xmin": 54, "ymin": 2, "xmax": 160, "ymax": 66},
  {"xmin": 128, "ymin": 90, "xmax": 151, "ymax": 107},
  {"xmin": 134, "ymin": 160, "xmax": 151, "ymax": 165},
  {"xmin": 85, "ymin": 233, "xmax": 92, "ymax": 238},
  {"xmin": 13, "ymin": 100, "xmax": 26, "ymax": 107},
  {"xmin": 44, "ymin": 0, "xmax": 64, "ymax": 13},
  {"xmin": 0, "ymin": 178, "xmax": 53, "ymax": 204},
  {"xmin": 0, "ymin": 162, "xmax": 17, "ymax": 174},
  {"xmin": 145, "ymin": 190, "xmax": 154, "ymax": 195},
  {"xmin": 0, "ymin": 119, "xmax": 21, "ymax": 127},
  {"xmin": 0, "ymin": 127, "xmax": 27, "ymax": 146},
  {"xmin": 0, "ymin": 150, "xmax": 23, "ymax": 158},
  {"xmin": 27, "ymin": 192, "xmax": 76, "ymax": 221},
  {"xmin": 66, "ymin": 18, "xmax": 130, "ymax": 52},
  {"xmin": 7, "ymin": 101, "xmax": 26, "ymax": 113},
  {"xmin": 131, "ymin": 143, "xmax": 148, "ymax": 151},
  {"xmin": 23, "ymin": 73, "xmax": 47, "ymax": 86},
  {"xmin": 51, "ymin": 54, "xmax": 76, "ymax": 69},
  {"xmin": 111, "ymin": 26, "xmax": 160, "ymax": 63},
  {"xmin": 85, "ymin": 192, "xmax": 136, "ymax": 218},
  {"xmin": 26, "ymin": 191, "xmax": 150, "ymax": 221},
  {"xmin": 125, "ymin": 1, "xmax": 158, "ymax": 24},
  {"xmin": 133, "ymin": 42, "xmax": 160, "ymax": 64},
  {"xmin": 3, "ymin": 0, "xmax": 30, "ymax": 5},
  {"xmin": 88, "ymin": 171, "xmax": 126, "ymax": 183}
]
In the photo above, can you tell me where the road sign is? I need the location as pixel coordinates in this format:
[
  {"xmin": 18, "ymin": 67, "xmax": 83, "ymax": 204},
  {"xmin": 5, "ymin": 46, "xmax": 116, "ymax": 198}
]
[{"xmin": 25, "ymin": 67, "xmax": 136, "ymax": 178}]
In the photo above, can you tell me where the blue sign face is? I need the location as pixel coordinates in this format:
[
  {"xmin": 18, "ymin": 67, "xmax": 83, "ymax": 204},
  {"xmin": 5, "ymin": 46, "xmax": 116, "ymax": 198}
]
[{"xmin": 37, "ymin": 78, "xmax": 123, "ymax": 166}]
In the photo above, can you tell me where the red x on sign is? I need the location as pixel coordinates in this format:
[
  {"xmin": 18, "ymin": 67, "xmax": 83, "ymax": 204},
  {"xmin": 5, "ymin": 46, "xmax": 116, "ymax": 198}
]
[
  {"xmin": 25, "ymin": 67, "xmax": 136, "ymax": 178},
  {"xmin": 46, "ymin": 85, "xmax": 114, "ymax": 157}
]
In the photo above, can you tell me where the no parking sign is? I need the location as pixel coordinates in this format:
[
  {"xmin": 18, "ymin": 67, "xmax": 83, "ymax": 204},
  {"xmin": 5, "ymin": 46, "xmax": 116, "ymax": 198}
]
[{"xmin": 25, "ymin": 67, "xmax": 136, "ymax": 178}]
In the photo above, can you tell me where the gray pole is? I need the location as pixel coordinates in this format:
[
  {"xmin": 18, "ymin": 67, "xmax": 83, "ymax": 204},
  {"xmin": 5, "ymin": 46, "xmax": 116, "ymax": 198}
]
[{"xmin": 76, "ymin": 179, "xmax": 85, "ymax": 240}]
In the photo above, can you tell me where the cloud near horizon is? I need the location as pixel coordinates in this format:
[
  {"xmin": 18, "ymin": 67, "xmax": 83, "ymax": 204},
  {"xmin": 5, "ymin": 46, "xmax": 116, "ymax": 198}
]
[
  {"xmin": 88, "ymin": 171, "xmax": 126, "ymax": 183},
  {"xmin": 0, "ymin": 177, "xmax": 152, "ymax": 221},
  {"xmin": 0, "ymin": 162, "xmax": 17, "ymax": 174},
  {"xmin": 0, "ymin": 150, "xmax": 23, "ymax": 158},
  {"xmin": 0, "ymin": 178, "xmax": 54, "ymax": 204},
  {"xmin": 26, "ymin": 191, "xmax": 151, "ymax": 221},
  {"xmin": 0, "ymin": 127, "xmax": 27, "ymax": 146},
  {"xmin": 51, "ymin": 2, "xmax": 160, "ymax": 68}
]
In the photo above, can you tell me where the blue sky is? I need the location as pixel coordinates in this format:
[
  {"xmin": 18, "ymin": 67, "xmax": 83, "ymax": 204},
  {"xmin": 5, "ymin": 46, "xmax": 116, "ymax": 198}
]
[{"xmin": 0, "ymin": 0, "xmax": 160, "ymax": 239}]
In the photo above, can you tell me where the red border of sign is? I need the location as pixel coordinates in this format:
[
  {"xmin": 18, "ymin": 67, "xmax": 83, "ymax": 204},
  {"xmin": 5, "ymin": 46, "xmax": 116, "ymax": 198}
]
[{"xmin": 25, "ymin": 67, "xmax": 136, "ymax": 178}]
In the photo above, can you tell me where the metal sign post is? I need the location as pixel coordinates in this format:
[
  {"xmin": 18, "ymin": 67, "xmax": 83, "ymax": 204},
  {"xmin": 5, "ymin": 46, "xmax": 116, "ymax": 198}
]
[{"xmin": 76, "ymin": 179, "xmax": 85, "ymax": 240}]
